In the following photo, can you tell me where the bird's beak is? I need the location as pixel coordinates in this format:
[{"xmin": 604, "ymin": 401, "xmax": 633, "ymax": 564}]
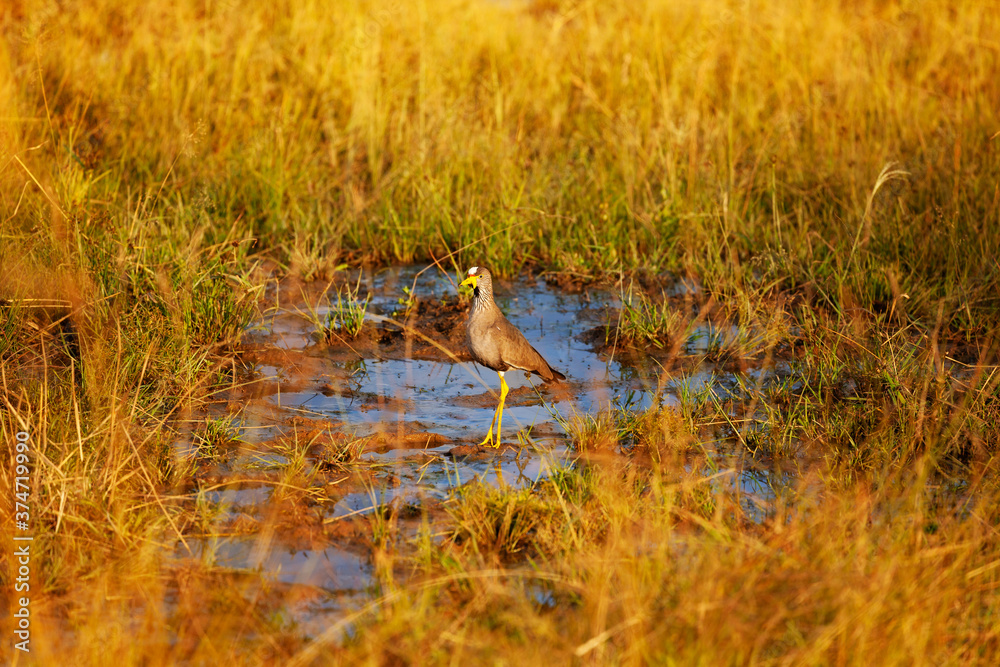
[{"xmin": 460, "ymin": 275, "xmax": 478, "ymax": 289}]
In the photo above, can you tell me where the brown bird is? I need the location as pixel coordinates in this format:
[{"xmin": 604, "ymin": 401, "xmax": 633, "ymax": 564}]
[{"xmin": 460, "ymin": 266, "xmax": 565, "ymax": 447}]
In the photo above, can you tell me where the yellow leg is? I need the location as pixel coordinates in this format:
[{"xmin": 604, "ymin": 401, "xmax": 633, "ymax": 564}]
[
  {"xmin": 477, "ymin": 371, "xmax": 508, "ymax": 448},
  {"xmin": 493, "ymin": 372, "xmax": 509, "ymax": 447},
  {"xmin": 478, "ymin": 404, "xmax": 499, "ymax": 447}
]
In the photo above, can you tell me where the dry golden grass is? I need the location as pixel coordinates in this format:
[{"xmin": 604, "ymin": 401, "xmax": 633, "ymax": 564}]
[{"xmin": 2, "ymin": 0, "xmax": 1000, "ymax": 664}]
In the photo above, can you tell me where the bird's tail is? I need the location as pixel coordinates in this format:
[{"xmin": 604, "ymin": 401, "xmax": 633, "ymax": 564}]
[{"xmin": 546, "ymin": 368, "xmax": 566, "ymax": 382}]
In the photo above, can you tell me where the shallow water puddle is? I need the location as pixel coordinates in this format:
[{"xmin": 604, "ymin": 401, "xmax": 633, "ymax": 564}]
[
  {"xmin": 169, "ymin": 534, "xmax": 373, "ymax": 639},
  {"xmin": 258, "ymin": 269, "xmax": 731, "ymax": 443},
  {"xmin": 174, "ymin": 265, "xmax": 798, "ymax": 621},
  {"xmin": 185, "ymin": 536, "xmax": 370, "ymax": 591}
]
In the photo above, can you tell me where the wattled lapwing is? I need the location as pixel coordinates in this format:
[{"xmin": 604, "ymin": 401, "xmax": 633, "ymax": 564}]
[{"xmin": 460, "ymin": 266, "xmax": 565, "ymax": 447}]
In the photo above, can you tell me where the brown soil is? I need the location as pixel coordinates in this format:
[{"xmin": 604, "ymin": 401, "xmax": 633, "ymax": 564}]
[
  {"xmin": 449, "ymin": 383, "xmax": 554, "ymax": 408},
  {"xmin": 234, "ymin": 348, "xmax": 357, "ymax": 397},
  {"xmin": 367, "ymin": 294, "xmax": 472, "ymax": 363}
]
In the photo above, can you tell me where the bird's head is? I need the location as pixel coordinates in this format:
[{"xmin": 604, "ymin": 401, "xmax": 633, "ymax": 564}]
[{"xmin": 460, "ymin": 266, "xmax": 488, "ymax": 290}]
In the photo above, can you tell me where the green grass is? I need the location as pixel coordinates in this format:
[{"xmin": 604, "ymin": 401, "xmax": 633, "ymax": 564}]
[
  {"xmin": 291, "ymin": 437, "xmax": 1000, "ymax": 664},
  {"xmin": 192, "ymin": 416, "xmax": 243, "ymax": 461},
  {"xmin": 4, "ymin": 0, "xmax": 999, "ymax": 323},
  {"xmin": 2, "ymin": 0, "xmax": 1000, "ymax": 663},
  {"xmin": 322, "ymin": 287, "xmax": 371, "ymax": 341}
]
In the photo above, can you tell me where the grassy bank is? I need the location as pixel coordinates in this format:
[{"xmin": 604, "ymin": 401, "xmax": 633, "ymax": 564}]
[
  {"xmin": 303, "ymin": 443, "xmax": 1000, "ymax": 665},
  {"xmin": 4, "ymin": 0, "xmax": 999, "ymax": 317},
  {"xmin": 2, "ymin": 0, "xmax": 1000, "ymax": 663}
]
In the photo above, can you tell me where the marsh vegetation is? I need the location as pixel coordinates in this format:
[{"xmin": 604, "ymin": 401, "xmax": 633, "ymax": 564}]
[{"xmin": 2, "ymin": 0, "xmax": 999, "ymax": 664}]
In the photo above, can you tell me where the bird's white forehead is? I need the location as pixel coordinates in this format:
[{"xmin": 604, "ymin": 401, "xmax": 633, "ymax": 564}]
[{"xmin": 468, "ymin": 266, "xmax": 479, "ymax": 275}]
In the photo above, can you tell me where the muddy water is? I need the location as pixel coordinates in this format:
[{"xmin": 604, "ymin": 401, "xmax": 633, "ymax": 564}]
[
  {"xmin": 254, "ymin": 267, "xmax": 752, "ymax": 442},
  {"xmin": 171, "ymin": 265, "xmax": 796, "ymax": 626}
]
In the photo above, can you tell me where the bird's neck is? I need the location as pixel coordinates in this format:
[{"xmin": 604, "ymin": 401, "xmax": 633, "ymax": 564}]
[{"xmin": 473, "ymin": 285, "xmax": 494, "ymax": 312}]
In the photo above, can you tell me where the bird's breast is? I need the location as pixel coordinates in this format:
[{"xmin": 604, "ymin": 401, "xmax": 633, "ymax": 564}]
[{"xmin": 466, "ymin": 315, "xmax": 504, "ymax": 369}]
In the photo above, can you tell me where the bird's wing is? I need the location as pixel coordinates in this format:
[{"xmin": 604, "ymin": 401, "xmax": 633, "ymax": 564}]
[{"xmin": 493, "ymin": 314, "xmax": 553, "ymax": 377}]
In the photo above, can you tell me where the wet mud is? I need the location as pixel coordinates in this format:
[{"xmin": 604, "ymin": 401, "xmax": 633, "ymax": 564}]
[{"xmin": 170, "ymin": 264, "xmax": 805, "ymax": 634}]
